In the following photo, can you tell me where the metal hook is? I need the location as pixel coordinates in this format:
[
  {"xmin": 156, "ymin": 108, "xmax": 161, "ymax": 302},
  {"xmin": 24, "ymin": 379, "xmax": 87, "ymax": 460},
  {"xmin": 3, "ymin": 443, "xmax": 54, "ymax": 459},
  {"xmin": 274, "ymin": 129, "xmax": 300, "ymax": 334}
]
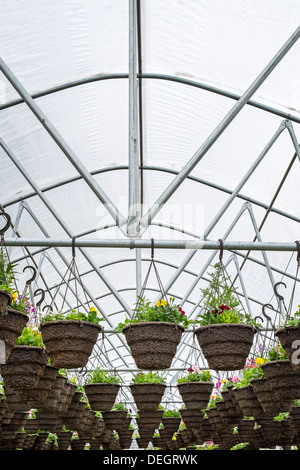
[
  {"xmin": 0, "ymin": 212, "xmax": 11, "ymax": 236},
  {"xmin": 72, "ymin": 236, "xmax": 77, "ymax": 258},
  {"xmin": 218, "ymin": 238, "xmax": 224, "ymax": 263},
  {"xmin": 42, "ymin": 304, "xmax": 53, "ymax": 312},
  {"xmin": 261, "ymin": 303, "xmax": 275, "ymax": 322},
  {"xmin": 296, "ymin": 240, "xmax": 300, "ymax": 265},
  {"xmin": 34, "ymin": 288, "xmax": 45, "ymax": 307},
  {"xmin": 273, "ymin": 282, "xmax": 287, "ymax": 302},
  {"xmin": 23, "ymin": 265, "xmax": 37, "ymax": 286},
  {"xmin": 151, "ymin": 238, "xmax": 154, "ymax": 260},
  {"xmin": 253, "ymin": 316, "xmax": 263, "ymax": 329}
]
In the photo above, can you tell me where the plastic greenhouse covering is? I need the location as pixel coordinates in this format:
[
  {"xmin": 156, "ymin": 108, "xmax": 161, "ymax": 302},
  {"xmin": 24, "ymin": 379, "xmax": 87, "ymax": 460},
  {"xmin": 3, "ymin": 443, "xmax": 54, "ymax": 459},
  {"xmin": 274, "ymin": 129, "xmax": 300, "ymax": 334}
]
[{"xmin": 0, "ymin": 0, "xmax": 300, "ymax": 452}]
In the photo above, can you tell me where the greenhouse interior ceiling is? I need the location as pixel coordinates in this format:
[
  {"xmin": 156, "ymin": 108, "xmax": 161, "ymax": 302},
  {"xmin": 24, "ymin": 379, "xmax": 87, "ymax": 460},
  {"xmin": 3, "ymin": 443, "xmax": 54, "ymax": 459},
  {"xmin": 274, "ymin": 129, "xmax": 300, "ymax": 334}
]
[{"xmin": 0, "ymin": 0, "xmax": 300, "ymax": 452}]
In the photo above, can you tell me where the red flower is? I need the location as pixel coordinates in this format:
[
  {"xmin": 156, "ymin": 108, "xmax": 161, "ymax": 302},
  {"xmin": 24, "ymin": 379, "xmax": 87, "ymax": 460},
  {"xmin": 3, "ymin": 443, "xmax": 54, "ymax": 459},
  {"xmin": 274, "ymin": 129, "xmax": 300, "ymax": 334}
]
[
  {"xmin": 178, "ymin": 307, "xmax": 185, "ymax": 315},
  {"xmin": 219, "ymin": 304, "xmax": 230, "ymax": 312}
]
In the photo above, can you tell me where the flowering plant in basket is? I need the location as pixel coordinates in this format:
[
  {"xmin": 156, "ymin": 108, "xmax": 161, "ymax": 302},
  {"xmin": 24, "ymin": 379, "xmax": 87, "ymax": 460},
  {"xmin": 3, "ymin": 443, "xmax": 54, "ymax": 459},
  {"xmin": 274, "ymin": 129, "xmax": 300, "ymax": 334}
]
[
  {"xmin": 41, "ymin": 306, "xmax": 103, "ymax": 325},
  {"xmin": 192, "ymin": 263, "xmax": 260, "ymax": 371},
  {"xmin": 115, "ymin": 296, "xmax": 192, "ymax": 331},
  {"xmin": 0, "ymin": 250, "xmax": 17, "ymax": 297},
  {"xmin": 231, "ymin": 357, "xmax": 264, "ymax": 389},
  {"xmin": 40, "ymin": 306, "xmax": 104, "ymax": 369},
  {"xmin": 16, "ymin": 325, "xmax": 44, "ymax": 347},
  {"xmin": 194, "ymin": 263, "xmax": 260, "ymax": 328}
]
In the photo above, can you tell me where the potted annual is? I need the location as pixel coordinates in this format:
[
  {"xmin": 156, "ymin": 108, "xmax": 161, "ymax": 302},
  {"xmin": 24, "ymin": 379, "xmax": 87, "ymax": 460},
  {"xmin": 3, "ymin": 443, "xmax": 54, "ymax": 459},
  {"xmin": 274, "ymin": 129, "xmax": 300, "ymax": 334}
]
[
  {"xmin": 84, "ymin": 368, "xmax": 121, "ymax": 412},
  {"xmin": 102, "ymin": 402, "xmax": 131, "ymax": 436},
  {"xmin": 177, "ymin": 367, "xmax": 213, "ymax": 411},
  {"xmin": 260, "ymin": 344, "xmax": 300, "ymax": 412},
  {"xmin": 0, "ymin": 293, "xmax": 31, "ymax": 362},
  {"xmin": 275, "ymin": 304, "xmax": 300, "ymax": 372},
  {"xmin": 159, "ymin": 409, "xmax": 182, "ymax": 442},
  {"xmin": 129, "ymin": 371, "xmax": 166, "ymax": 411},
  {"xmin": 0, "ymin": 325, "xmax": 47, "ymax": 390},
  {"xmin": 193, "ymin": 263, "xmax": 259, "ymax": 371},
  {"xmin": 40, "ymin": 306, "xmax": 103, "ymax": 369},
  {"xmin": 116, "ymin": 296, "xmax": 192, "ymax": 370},
  {"xmin": 247, "ymin": 354, "xmax": 285, "ymax": 417},
  {"xmin": 231, "ymin": 357, "xmax": 265, "ymax": 419}
]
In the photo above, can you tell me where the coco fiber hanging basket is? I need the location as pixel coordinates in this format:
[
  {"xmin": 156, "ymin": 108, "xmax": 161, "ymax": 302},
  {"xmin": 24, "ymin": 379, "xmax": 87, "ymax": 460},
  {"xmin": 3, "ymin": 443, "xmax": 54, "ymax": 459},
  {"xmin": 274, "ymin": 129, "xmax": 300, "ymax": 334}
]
[{"xmin": 120, "ymin": 241, "xmax": 187, "ymax": 370}]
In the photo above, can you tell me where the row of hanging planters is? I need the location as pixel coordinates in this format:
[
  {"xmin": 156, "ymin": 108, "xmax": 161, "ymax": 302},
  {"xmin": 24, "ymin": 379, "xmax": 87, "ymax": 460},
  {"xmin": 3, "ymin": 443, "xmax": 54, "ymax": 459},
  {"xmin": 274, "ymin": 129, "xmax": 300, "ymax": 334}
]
[{"xmin": 115, "ymin": 240, "xmax": 260, "ymax": 372}]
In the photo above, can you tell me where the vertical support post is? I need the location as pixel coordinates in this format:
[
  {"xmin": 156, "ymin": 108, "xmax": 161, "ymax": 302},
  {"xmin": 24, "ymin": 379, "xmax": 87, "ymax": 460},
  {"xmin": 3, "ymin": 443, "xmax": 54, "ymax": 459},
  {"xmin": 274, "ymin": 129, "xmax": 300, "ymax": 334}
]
[{"xmin": 128, "ymin": 0, "xmax": 140, "ymax": 238}]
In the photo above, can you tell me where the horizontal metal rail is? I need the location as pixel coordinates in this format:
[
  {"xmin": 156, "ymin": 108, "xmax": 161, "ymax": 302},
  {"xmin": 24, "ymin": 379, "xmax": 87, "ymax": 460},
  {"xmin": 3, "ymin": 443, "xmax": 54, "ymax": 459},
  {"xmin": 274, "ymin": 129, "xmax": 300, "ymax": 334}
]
[{"xmin": 2, "ymin": 237, "xmax": 300, "ymax": 251}]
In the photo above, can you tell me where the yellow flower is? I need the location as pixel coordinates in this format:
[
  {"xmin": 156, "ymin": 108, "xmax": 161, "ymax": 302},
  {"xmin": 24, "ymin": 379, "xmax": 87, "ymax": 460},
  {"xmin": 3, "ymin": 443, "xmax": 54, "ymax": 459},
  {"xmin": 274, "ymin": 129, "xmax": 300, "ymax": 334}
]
[
  {"xmin": 12, "ymin": 291, "xmax": 17, "ymax": 301},
  {"xmin": 89, "ymin": 306, "xmax": 97, "ymax": 312},
  {"xmin": 156, "ymin": 299, "xmax": 168, "ymax": 307},
  {"xmin": 221, "ymin": 379, "xmax": 227, "ymax": 383},
  {"xmin": 255, "ymin": 357, "xmax": 264, "ymax": 365}
]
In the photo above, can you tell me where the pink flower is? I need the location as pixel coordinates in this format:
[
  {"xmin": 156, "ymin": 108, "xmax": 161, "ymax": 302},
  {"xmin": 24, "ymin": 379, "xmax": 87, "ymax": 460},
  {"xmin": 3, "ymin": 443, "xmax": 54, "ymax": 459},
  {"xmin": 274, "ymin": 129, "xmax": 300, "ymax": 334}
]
[{"xmin": 178, "ymin": 307, "xmax": 185, "ymax": 315}]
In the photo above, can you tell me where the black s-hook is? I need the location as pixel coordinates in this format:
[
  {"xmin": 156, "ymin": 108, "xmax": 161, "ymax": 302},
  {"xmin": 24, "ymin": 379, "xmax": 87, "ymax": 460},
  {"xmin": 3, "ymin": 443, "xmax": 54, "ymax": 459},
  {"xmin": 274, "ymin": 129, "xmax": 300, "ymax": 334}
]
[
  {"xmin": 23, "ymin": 265, "xmax": 37, "ymax": 286},
  {"xmin": 273, "ymin": 281, "xmax": 287, "ymax": 302},
  {"xmin": 0, "ymin": 212, "xmax": 11, "ymax": 236}
]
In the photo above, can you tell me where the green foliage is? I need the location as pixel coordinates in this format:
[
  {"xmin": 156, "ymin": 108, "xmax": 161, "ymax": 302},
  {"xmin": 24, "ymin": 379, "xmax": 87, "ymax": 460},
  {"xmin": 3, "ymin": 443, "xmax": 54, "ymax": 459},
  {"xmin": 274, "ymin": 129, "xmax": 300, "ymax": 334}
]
[
  {"xmin": 273, "ymin": 412, "xmax": 290, "ymax": 421},
  {"xmin": 115, "ymin": 296, "xmax": 192, "ymax": 331},
  {"xmin": 233, "ymin": 361, "xmax": 264, "ymax": 389},
  {"xmin": 194, "ymin": 263, "xmax": 260, "ymax": 328},
  {"xmin": 163, "ymin": 409, "xmax": 181, "ymax": 418},
  {"xmin": 280, "ymin": 305, "xmax": 300, "ymax": 328},
  {"xmin": 177, "ymin": 367, "xmax": 212, "ymax": 383},
  {"xmin": 85, "ymin": 368, "xmax": 121, "ymax": 384},
  {"xmin": 267, "ymin": 343, "xmax": 288, "ymax": 361},
  {"xmin": 112, "ymin": 402, "xmax": 128, "ymax": 411},
  {"xmin": 131, "ymin": 371, "xmax": 166, "ymax": 384},
  {"xmin": 10, "ymin": 294, "xmax": 35, "ymax": 314},
  {"xmin": 41, "ymin": 306, "xmax": 103, "ymax": 325},
  {"xmin": 16, "ymin": 326, "xmax": 44, "ymax": 347}
]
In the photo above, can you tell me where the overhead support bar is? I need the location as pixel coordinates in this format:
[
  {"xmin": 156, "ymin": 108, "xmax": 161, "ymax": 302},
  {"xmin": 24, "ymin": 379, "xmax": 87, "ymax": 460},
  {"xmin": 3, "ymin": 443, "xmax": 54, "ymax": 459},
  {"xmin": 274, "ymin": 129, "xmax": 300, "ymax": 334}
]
[
  {"xmin": 0, "ymin": 58, "xmax": 127, "ymax": 232},
  {"xmin": 2, "ymin": 238, "xmax": 300, "ymax": 252},
  {"xmin": 2, "ymin": 73, "xmax": 300, "ymax": 126},
  {"xmin": 138, "ymin": 25, "xmax": 300, "ymax": 233}
]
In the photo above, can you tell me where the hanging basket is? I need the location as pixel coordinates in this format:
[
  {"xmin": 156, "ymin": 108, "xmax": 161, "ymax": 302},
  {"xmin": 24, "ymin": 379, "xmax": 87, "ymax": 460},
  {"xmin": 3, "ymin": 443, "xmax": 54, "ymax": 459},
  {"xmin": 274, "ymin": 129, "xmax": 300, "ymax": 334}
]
[
  {"xmin": 260, "ymin": 359, "xmax": 300, "ymax": 412},
  {"xmin": 101, "ymin": 410, "xmax": 129, "ymax": 432},
  {"xmin": 194, "ymin": 323, "xmax": 257, "ymax": 371},
  {"xmin": 160, "ymin": 416, "xmax": 181, "ymax": 439},
  {"xmin": 233, "ymin": 384, "xmax": 265, "ymax": 419},
  {"xmin": 40, "ymin": 319, "xmax": 102, "ymax": 369},
  {"xmin": 177, "ymin": 381, "xmax": 213, "ymax": 411},
  {"xmin": 275, "ymin": 326, "xmax": 300, "ymax": 372},
  {"xmin": 0, "ymin": 345, "xmax": 47, "ymax": 390},
  {"xmin": 0, "ymin": 308, "xmax": 29, "ymax": 361},
  {"xmin": 122, "ymin": 321, "xmax": 184, "ymax": 370},
  {"xmin": 84, "ymin": 383, "xmax": 120, "ymax": 412},
  {"xmin": 130, "ymin": 383, "xmax": 166, "ymax": 411},
  {"xmin": 250, "ymin": 377, "xmax": 284, "ymax": 417}
]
